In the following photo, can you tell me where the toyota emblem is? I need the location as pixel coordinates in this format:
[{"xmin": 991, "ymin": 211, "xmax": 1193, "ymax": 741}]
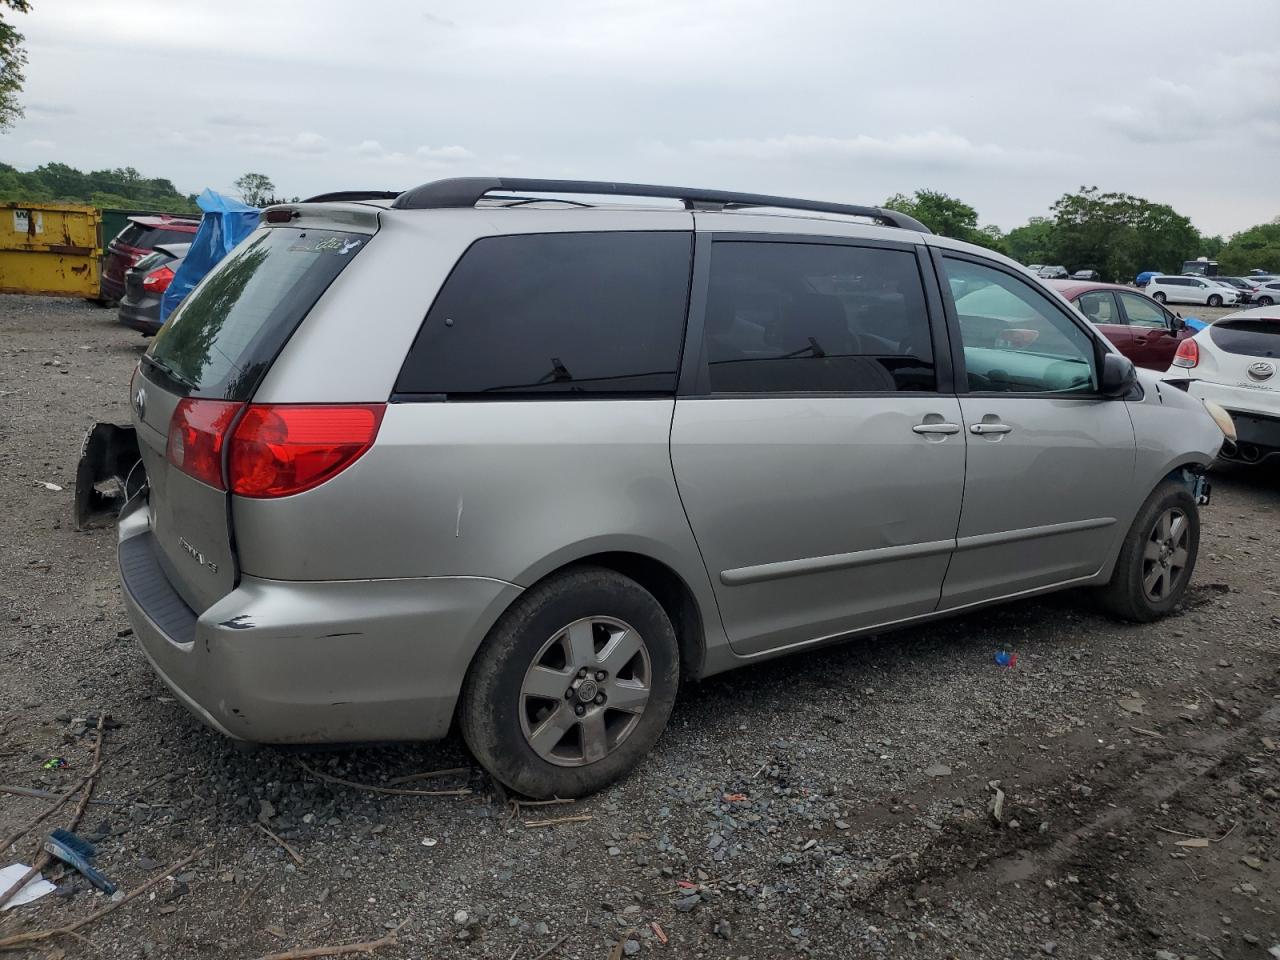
[
  {"xmin": 1247, "ymin": 361, "xmax": 1275, "ymax": 382},
  {"xmin": 133, "ymin": 386, "xmax": 147, "ymax": 418}
]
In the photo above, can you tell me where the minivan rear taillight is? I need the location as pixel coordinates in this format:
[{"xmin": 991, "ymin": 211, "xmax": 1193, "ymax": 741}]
[
  {"xmin": 1172, "ymin": 338, "xmax": 1200, "ymax": 368},
  {"xmin": 228, "ymin": 404, "xmax": 385, "ymax": 498},
  {"xmin": 166, "ymin": 398, "xmax": 243, "ymax": 489}
]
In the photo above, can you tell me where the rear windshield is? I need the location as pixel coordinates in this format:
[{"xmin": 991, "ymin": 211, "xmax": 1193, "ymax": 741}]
[
  {"xmin": 147, "ymin": 226, "xmax": 367, "ymax": 400},
  {"xmin": 113, "ymin": 223, "xmax": 196, "ymax": 250},
  {"xmin": 1209, "ymin": 319, "xmax": 1280, "ymax": 357}
]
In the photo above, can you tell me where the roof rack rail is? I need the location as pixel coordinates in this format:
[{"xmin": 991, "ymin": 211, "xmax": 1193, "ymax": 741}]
[
  {"xmin": 389, "ymin": 177, "xmax": 930, "ymax": 233},
  {"xmin": 302, "ymin": 190, "xmax": 403, "ymax": 203}
]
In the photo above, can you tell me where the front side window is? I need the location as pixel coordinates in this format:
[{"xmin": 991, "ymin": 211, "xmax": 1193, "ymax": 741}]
[
  {"xmin": 1118, "ymin": 292, "xmax": 1169, "ymax": 329},
  {"xmin": 1076, "ymin": 291, "xmax": 1118, "ymax": 324},
  {"xmin": 945, "ymin": 258, "xmax": 1097, "ymax": 394},
  {"xmin": 395, "ymin": 232, "xmax": 692, "ymax": 397},
  {"xmin": 702, "ymin": 241, "xmax": 935, "ymax": 393}
]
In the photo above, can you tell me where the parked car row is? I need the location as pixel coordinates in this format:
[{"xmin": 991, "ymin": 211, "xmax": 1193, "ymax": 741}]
[{"xmin": 101, "ymin": 215, "xmax": 199, "ymax": 304}]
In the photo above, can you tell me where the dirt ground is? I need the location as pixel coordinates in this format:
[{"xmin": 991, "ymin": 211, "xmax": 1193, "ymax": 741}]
[{"xmin": 2, "ymin": 294, "xmax": 1279, "ymax": 960}]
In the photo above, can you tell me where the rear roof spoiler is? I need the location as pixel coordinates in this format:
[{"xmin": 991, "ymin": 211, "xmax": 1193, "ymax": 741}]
[
  {"xmin": 302, "ymin": 190, "xmax": 403, "ymax": 203},
  {"xmin": 388, "ymin": 177, "xmax": 931, "ymax": 233}
]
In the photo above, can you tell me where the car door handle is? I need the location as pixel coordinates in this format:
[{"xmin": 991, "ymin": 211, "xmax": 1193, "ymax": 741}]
[
  {"xmin": 970, "ymin": 422, "xmax": 1013, "ymax": 435},
  {"xmin": 912, "ymin": 422, "xmax": 961, "ymax": 435}
]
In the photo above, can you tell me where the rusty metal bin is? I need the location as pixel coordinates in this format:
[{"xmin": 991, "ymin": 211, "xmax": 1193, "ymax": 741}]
[{"xmin": 0, "ymin": 201, "xmax": 102, "ymax": 297}]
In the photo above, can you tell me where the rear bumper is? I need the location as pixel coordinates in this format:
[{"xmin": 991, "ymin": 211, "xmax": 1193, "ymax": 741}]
[
  {"xmin": 117, "ymin": 498, "xmax": 521, "ymax": 743},
  {"xmin": 117, "ymin": 297, "xmax": 161, "ymax": 335}
]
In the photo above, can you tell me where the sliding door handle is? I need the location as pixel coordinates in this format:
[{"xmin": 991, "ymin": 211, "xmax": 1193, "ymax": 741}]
[
  {"xmin": 970, "ymin": 422, "xmax": 1013, "ymax": 435},
  {"xmin": 913, "ymin": 422, "xmax": 961, "ymax": 435}
]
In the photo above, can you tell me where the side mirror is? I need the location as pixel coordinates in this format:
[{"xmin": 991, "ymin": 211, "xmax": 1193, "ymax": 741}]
[
  {"xmin": 1100, "ymin": 353, "xmax": 1138, "ymax": 398},
  {"xmin": 1170, "ymin": 315, "xmax": 1186, "ymax": 333}
]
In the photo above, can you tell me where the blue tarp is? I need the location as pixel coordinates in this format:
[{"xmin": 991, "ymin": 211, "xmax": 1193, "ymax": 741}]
[{"xmin": 160, "ymin": 189, "xmax": 261, "ymax": 322}]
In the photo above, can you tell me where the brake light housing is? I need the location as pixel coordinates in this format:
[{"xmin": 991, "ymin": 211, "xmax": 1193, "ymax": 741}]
[
  {"xmin": 228, "ymin": 404, "xmax": 385, "ymax": 498},
  {"xmin": 142, "ymin": 265, "xmax": 175, "ymax": 293},
  {"xmin": 1172, "ymin": 338, "xmax": 1199, "ymax": 368},
  {"xmin": 166, "ymin": 399, "xmax": 243, "ymax": 489}
]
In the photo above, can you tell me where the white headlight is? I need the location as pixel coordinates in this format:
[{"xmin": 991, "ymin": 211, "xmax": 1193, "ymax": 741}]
[{"xmin": 1202, "ymin": 399, "xmax": 1237, "ymax": 441}]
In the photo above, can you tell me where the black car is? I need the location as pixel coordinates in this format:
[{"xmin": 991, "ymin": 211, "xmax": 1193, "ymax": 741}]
[
  {"xmin": 1071, "ymin": 269, "xmax": 1101, "ymax": 281},
  {"xmin": 117, "ymin": 243, "xmax": 190, "ymax": 336}
]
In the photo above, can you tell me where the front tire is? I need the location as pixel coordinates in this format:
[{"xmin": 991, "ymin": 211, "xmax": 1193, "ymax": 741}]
[
  {"xmin": 1097, "ymin": 480, "xmax": 1199, "ymax": 622},
  {"xmin": 460, "ymin": 566, "xmax": 680, "ymax": 799},
  {"xmin": 1152, "ymin": 291, "xmax": 1167, "ymax": 303},
  {"xmin": 1207, "ymin": 294, "xmax": 1222, "ymax": 307}
]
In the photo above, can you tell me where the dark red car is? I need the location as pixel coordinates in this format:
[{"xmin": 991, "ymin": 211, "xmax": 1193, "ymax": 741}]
[
  {"xmin": 1048, "ymin": 280, "xmax": 1194, "ymax": 370},
  {"xmin": 100, "ymin": 215, "xmax": 200, "ymax": 303}
]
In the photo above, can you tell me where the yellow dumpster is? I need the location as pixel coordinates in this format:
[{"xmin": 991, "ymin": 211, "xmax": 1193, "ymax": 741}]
[{"xmin": 0, "ymin": 201, "xmax": 102, "ymax": 297}]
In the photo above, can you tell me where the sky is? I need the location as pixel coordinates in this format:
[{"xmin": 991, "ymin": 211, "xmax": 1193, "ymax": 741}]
[{"xmin": 3, "ymin": 0, "xmax": 1278, "ymax": 236}]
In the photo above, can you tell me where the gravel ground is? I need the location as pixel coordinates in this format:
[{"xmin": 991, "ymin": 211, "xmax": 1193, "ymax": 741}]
[{"xmin": 2, "ymin": 294, "xmax": 1279, "ymax": 960}]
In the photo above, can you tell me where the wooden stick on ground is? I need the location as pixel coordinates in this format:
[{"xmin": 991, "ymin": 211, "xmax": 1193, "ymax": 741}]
[
  {"xmin": 0, "ymin": 716, "xmax": 106, "ymax": 911},
  {"xmin": 0, "ymin": 785, "xmax": 115, "ymax": 805},
  {"xmin": 384, "ymin": 766, "xmax": 470, "ymax": 786},
  {"xmin": 0, "ymin": 845, "xmax": 208, "ymax": 951},
  {"xmin": 0, "ymin": 763, "xmax": 103, "ymax": 856},
  {"xmin": 295, "ymin": 760, "xmax": 471, "ymax": 798},
  {"xmin": 249, "ymin": 920, "xmax": 406, "ymax": 960},
  {"xmin": 522, "ymin": 815, "xmax": 593, "ymax": 829},
  {"xmin": 529, "ymin": 934, "xmax": 570, "ymax": 960},
  {"xmin": 257, "ymin": 822, "xmax": 305, "ymax": 866}
]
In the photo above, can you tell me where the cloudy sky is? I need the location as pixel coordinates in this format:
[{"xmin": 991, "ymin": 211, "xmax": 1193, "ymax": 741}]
[{"xmin": 4, "ymin": 0, "xmax": 1278, "ymax": 235}]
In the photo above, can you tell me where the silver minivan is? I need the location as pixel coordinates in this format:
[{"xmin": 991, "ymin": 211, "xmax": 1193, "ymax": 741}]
[{"xmin": 106, "ymin": 178, "xmax": 1231, "ymax": 798}]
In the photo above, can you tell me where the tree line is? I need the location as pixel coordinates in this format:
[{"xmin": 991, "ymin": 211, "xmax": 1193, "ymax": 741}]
[
  {"xmin": 886, "ymin": 187, "xmax": 1280, "ymax": 280},
  {"xmin": 0, "ymin": 161, "xmax": 199, "ymax": 213}
]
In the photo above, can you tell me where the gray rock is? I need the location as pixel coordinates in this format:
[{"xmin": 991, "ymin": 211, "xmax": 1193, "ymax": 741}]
[
  {"xmin": 622, "ymin": 939, "xmax": 641, "ymax": 956},
  {"xmin": 714, "ymin": 919, "xmax": 732, "ymax": 940},
  {"xmin": 453, "ymin": 909, "xmax": 469, "ymax": 925},
  {"xmin": 675, "ymin": 894, "xmax": 701, "ymax": 913}
]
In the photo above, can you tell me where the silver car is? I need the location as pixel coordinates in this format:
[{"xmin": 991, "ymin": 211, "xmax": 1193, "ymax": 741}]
[{"xmin": 104, "ymin": 178, "xmax": 1231, "ymax": 799}]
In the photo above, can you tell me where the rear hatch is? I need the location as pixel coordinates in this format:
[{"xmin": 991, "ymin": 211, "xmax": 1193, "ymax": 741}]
[
  {"xmin": 132, "ymin": 219, "xmax": 373, "ymax": 613},
  {"xmin": 106, "ymin": 220, "xmax": 199, "ymax": 286},
  {"xmin": 1207, "ymin": 316, "xmax": 1280, "ymax": 397}
]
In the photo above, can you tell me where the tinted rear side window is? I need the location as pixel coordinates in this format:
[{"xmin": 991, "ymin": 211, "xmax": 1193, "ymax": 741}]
[
  {"xmin": 113, "ymin": 223, "xmax": 146, "ymax": 248},
  {"xmin": 395, "ymin": 232, "xmax": 692, "ymax": 397},
  {"xmin": 702, "ymin": 241, "xmax": 934, "ymax": 393},
  {"xmin": 1209, "ymin": 320, "xmax": 1280, "ymax": 357},
  {"xmin": 148, "ymin": 227, "xmax": 367, "ymax": 401}
]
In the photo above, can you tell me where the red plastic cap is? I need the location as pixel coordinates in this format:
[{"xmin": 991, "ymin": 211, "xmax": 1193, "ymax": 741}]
[
  {"xmin": 166, "ymin": 399, "xmax": 243, "ymax": 490},
  {"xmin": 1172, "ymin": 338, "xmax": 1199, "ymax": 369},
  {"xmin": 228, "ymin": 404, "xmax": 385, "ymax": 498},
  {"xmin": 142, "ymin": 265, "xmax": 175, "ymax": 293}
]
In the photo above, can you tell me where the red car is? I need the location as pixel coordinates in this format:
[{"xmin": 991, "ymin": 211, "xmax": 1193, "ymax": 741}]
[
  {"xmin": 1048, "ymin": 280, "xmax": 1195, "ymax": 370},
  {"xmin": 100, "ymin": 215, "xmax": 200, "ymax": 303}
]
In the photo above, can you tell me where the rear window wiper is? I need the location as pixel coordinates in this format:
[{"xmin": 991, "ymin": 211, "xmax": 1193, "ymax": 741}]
[{"xmin": 142, "ymin": 354, "xmax": 197, "ymax": 391}]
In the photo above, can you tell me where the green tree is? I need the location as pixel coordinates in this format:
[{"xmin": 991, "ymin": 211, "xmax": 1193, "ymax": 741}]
[
  {"xmin": 1049, "ymin": 186, "xmax": 1199, "ymax": 282},
  {"xmin": 0, "ymin": 160, "xmax": 198, "ymax": 213},
  {"xmin": 1217, "ymin": 220, "xmax": 1280, "ymax": 276},
  {"xmin": 0, "ymin": 0, "xmax": 30, "ymax": 130},
  {"xmin": 1004, "ymin": 217, "xmax": 1058, "ymax": 266},
  {"xmin": 883, "ymin": 189, "xmax": 1006, "ymax": 253},
  {"xmin": 234, "ymin": 172, "xmax": 275, "ymax": 207}
]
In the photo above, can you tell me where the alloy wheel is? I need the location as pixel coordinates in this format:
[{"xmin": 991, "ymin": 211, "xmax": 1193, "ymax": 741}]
[
  {"xmin": 1142, "ymin": 507, "xmax": 1190, "ymax": 602},
  {"xmin": 518, "ymin": 616, "xmax": 652, "ymax": 767}
]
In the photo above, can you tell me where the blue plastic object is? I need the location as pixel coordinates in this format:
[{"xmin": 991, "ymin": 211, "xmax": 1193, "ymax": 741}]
[
  {"xmin": 160, "ymin": 189, "xmax": 261, "ymax": 323},
  {"xmin": 1135, "ymin": 271, "xmax": 1160, "ymax": 287},
  {"xmin": 1184, "ymin": 315, "xmax": 1208, "ymax": 332}
]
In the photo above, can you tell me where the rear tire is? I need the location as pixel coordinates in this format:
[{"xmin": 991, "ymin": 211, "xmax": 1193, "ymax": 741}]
[
  {"xmin": 1097, "ymin": 480, "xmax": 1199, "ymax": 622},
  {"xmin": 1152, "ymin": 291, "xmax": 1167, "ymax": 303},
  {"xmin": 460, "ymin": 566, "xmax": 680, "ymax": 799},
  {"xmin": 1207, "ymin": 294, "xmax": 1222, "ymax": 307},
  {"xmin": 1259, "ymin": 296, "xmax": 1275, "ymax": 307}
]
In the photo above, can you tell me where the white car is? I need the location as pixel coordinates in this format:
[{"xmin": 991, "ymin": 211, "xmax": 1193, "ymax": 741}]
[
  {"xmin": 1147, "ymin": 275, "xmax": 1240, "ymax": 307},
  {"xmin": 1247, "ymin": 279, "xmax": 1280, "ymax": 307},
  {"xmin": 1164, "ymin": 305, "xmax": 1280, "ymax": 463}
]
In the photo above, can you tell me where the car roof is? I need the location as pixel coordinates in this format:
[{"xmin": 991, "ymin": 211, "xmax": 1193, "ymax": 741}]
[
  {"xmin": 128, "ymin": 215, "xmax": 200, "ymax": 230},
  {"xmin": 1046, "ymin": 279, "xmax": 1136, "ymax": 299},
  {"xmin": 1219, "ymin": 305, "xmax": 1280, "ymax": 322}
]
